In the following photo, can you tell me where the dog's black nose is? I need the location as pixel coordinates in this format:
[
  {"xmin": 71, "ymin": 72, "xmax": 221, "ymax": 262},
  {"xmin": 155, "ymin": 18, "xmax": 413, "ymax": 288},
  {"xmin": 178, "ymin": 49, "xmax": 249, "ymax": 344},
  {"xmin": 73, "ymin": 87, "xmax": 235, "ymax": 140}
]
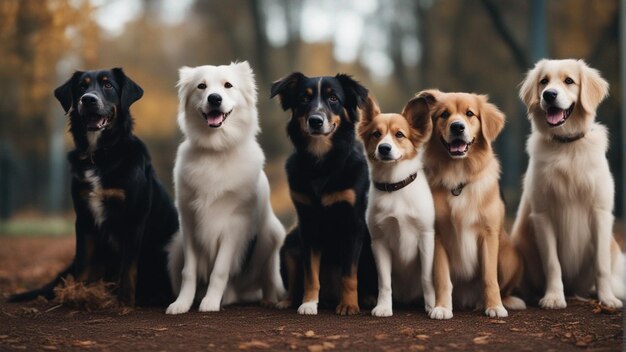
[
  {"xmin": 542, "ymin": 89, "xmax": 558, "ymax": 103},
  {"xmin": 378, "ymin": 143, "xmax": 392, "ymax": 155},
  {"xmin": 207, "ymin": 93, "xmax": 222, "ymax": 106},
  {"xmin": 308, "ymin": 116, "xmax": 324, "ymax": 129},
  {"xmin": 450, "ymin": 121, "xmax": 465, "ymax": 135},
  {"xmin": 81, "ymin": 94, "xmax": 98, "ymax": 105}
]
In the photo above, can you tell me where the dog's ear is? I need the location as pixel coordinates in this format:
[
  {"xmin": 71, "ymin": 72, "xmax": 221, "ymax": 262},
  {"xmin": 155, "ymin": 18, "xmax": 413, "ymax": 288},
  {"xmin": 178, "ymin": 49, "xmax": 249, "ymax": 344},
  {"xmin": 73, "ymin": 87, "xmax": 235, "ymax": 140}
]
[
  {"xmin": 402, "ymin": 96, "xmax": 433, "ymax": 142},
  {"xmin": 519, "ymin": 60, "xmax": 546, "ymax": 110},
  {"xmin": 578, "ymin": 60, "xmax": 609, "ymax": 115},
  {"xmin": 479, "ymin": 95, "xmax": 505, "ymax": 142},
  {"xmin": 54, "ymin": 71, "xmax": 83, "ymax": 114},
  {"xmin": 112, "ymin": 68, "xmax": 144, "ymax": 111},
  {"xmin": 361, "ymin": 96, "xmax": 380, "ymax": 124},
  {"xmin": 232, "ymin": 61, "xmax": 258, "ymax": 105},
  {"xmin": 270, "ymin": 72, "xmax": 306, "ymax": 111},
  {"xmin": 416, "ymin": 89, "xmax": 441, "ymax": 106},
  {"xmin": 336, "ymin": 74, "xmax": 368, "ymax": 120}
]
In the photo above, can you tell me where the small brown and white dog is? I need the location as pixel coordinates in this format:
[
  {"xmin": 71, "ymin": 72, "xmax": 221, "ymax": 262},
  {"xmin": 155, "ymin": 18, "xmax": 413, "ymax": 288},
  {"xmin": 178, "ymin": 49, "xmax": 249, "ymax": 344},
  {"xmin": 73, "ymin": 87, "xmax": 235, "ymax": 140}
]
[
  {"xmin": 420, "ymin": 90, "xmax": 525, "ymax": 319},
  {"xmin": 513, "ymin": 59, "xmax": 625, "ymax": 309},
  {"xmin": 358, "ymin": 96, "xmax": 435, "ymax": 317}
]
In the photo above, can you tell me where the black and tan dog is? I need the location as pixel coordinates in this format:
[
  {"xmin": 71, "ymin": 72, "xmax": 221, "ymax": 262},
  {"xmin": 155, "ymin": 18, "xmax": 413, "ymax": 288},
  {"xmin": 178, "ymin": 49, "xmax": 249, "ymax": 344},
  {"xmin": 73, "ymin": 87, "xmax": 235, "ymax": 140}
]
[
  {"xmin": 9, "ymin": 68, "xmax": 178, "ymax": 306},
  {"xmin": 271, "ymin": 72, "xmax": 377, "ymax": 315}
]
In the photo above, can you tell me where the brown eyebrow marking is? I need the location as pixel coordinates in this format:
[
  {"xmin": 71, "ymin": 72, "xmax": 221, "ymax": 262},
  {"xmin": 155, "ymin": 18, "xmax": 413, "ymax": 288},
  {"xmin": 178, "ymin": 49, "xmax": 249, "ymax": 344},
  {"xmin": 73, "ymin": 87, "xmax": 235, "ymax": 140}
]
[
  {"xmin": 305, "ymin": 88, "xmax": 313, "ymax": 95},
  {"xmin": 321, "ymin": 189, "xmax": 356, "ymax": 207},
  {"xmin": 83, "ymin": 77, "xmax": 91, "ymax": 84}
]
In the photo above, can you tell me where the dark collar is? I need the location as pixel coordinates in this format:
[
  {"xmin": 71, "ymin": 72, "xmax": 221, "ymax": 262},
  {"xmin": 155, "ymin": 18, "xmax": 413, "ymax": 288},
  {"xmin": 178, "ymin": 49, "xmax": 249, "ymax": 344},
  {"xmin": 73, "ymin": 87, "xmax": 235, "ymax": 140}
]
[
  {"xmin": 374, "ymin": 172, "xmax": 418, "ymax": 193},
  {"xmin": 451, "ymin": 183, "xmax": 466, "ymax": 196},
  {"xmin": 552, "ymin": 132, "xmax": 585, "ymax": 144}
]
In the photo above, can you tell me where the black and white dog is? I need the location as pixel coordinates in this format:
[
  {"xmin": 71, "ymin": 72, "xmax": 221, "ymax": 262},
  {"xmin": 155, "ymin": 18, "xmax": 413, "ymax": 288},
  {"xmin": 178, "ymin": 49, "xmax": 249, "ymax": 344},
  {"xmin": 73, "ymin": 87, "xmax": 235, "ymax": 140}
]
[{"xmin": 9, "ymin": 68, "xmax": 178, "ymax": 306}]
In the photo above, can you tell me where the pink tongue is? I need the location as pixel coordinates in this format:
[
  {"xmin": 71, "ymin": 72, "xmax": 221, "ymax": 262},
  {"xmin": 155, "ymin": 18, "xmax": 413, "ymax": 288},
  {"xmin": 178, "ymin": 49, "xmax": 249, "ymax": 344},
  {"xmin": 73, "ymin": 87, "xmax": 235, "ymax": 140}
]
[
  {"xmin": 206, "ymin": 113, "xmax": 224, "ymax": 126},
  {"xmin": 547, "ymin": 109, "xmax": 564, "ymax": 125},
  {"xmin": 450, "ymin": 142, "xmax": 467, "ymax": 153},
  {"xmin": 87, "ymin": 117, "xmax": 106, "ymax": 129}
]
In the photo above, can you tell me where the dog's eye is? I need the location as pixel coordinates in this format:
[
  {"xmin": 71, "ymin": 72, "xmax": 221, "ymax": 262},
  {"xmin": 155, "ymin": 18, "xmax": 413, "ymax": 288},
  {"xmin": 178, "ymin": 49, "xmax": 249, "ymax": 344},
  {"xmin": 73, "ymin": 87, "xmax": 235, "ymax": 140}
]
[
  {"xmin": 441, "ymin": 111, "xmax": 450, "ymax": 119},
  {"xmin": 197, "ymin": 83, "xmax": 207, "ymax": 90},
  {"xmin": 224, "ymin": 82, "xmax": 233, "ymax": 89},
  {"xmin": 372, "ymin": 130, "xmax": 382, "ymax": 138},
  {"xmin": 328, "ymin": 95, "xmax": 338, "ymax": 103},
  {"xmin": 540, "ymin": 78, "xmax": 549, "ymax": 85},
  {"xmin": 564, "ymin": 77, "xmax": 574, "ymax": 85},
  {"xmin": 395, "ymin": 131, "xmax": 405, "ymax": 139},
  {"xmin": 466, "ymin": 110, "xmax": 474, "ymax": 117},
  {"xmin": 103, "ymin": 82, "xmax": 112, "ymax": 89}
]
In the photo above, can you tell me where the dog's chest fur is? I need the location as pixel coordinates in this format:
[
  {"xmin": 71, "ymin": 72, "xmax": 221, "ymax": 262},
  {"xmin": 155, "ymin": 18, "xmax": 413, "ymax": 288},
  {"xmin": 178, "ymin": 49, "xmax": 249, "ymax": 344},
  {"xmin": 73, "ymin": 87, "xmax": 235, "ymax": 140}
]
[
  {"xmin": 526, "ymin": 125, "xmax": 613, "ymax": 280},
  {"xmin": 83, "ymin": 169, "xmax": 106, "ymax": 226}
]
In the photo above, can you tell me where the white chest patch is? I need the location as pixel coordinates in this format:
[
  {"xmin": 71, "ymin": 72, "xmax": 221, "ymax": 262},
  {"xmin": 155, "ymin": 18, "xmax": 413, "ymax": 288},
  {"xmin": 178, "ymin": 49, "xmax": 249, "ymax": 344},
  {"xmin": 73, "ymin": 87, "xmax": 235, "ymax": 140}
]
[{"xmin": 84, "ymin": 169, "xmax": 105, "ymax": 226}]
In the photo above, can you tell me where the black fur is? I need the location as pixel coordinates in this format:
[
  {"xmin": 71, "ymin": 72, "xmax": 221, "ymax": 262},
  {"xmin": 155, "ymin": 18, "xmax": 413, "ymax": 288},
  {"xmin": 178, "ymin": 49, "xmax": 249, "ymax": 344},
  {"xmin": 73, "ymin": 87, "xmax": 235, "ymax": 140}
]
[
  {"xmin": 9, "ymin": 68, "xmax": 178, "ymax": 306},
  {"xmin": 271, "ymin": 73, "xmax": 377, "ymax": 309}
]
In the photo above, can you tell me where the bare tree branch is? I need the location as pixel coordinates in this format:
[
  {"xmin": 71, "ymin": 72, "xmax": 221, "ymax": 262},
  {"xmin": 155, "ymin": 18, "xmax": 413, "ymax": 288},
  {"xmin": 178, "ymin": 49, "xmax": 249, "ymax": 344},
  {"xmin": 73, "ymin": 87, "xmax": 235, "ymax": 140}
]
[{"xmin": 480, "ymin": 0, "xmax": 529, "ymax": 70}]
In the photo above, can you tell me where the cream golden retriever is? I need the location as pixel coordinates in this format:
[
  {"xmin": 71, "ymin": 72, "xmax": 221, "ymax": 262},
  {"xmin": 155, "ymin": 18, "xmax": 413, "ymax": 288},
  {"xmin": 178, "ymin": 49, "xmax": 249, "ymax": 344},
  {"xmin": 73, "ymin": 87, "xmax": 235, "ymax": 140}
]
[
  {"xmin": 513, "ymin": 59, "xmax": 625, "ymax": 309},
  {"xmin": 421, "ymin": 90, "xmax": 525, "ymax": 319}
]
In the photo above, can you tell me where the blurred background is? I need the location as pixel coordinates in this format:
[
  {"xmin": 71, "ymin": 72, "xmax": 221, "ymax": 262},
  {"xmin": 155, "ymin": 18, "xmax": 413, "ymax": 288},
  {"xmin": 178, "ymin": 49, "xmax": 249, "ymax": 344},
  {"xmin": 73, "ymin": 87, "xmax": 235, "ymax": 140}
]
[{"xmin": 0, "ymin": 0, "xmax": 623, "ymax": 236}]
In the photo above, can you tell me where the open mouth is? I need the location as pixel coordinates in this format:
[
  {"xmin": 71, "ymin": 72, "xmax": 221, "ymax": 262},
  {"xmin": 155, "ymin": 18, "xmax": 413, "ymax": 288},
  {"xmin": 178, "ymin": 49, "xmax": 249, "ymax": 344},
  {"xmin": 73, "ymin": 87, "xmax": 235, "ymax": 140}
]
[
  {"xmin": 202, "ymin": 109, "xmax": 232, "ymax": 128},
  {"xmin": 85, "ymin": 115, "xmax": 110, "ymax": 131},
  {"xmin": 441, "ymin": 137, "xmax": 474, "ymax": 157},
  {"xmin": 545, "ymin": 103, "xmax": 574, "ymax": 127}
]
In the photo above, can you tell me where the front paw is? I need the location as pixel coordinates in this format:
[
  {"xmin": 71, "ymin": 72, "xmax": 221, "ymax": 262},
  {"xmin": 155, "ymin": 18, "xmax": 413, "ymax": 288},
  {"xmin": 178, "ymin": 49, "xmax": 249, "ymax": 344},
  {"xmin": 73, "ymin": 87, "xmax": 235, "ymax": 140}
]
[
  {"xmin": 198, "ymin": 297, "xmax": 221, "ymax": 312},
  {"xmin": 485, "ymin": 305, "xmax": 508, "ymax": 318},
  {"xmin": 599, "ymin": 293, "xmax": 623, "ymax": 309},
  {"xmin": 336, "ymin": 302, "xmax": 360, "ymax": 315},
  {"xmin": 166, "ymin": 300, "xmax": 192, "ymax": 315},
  {"xmin": 298, "ymin": 301, "xmax": 318, "ymax": 315},
  {"xmin": 276, "ymin": 299, "xmax": 292, "ymax": 310},
  {"xmin": 429, "ymin": 306, "xmax": 453, "ymax": 320},
  {"xmin": 371, "ymin": 304, "xmax": 393, "ymax": 317},
  {"xmin": 539, "ymin": 291, "xmax": 567, "ymax": 309}
]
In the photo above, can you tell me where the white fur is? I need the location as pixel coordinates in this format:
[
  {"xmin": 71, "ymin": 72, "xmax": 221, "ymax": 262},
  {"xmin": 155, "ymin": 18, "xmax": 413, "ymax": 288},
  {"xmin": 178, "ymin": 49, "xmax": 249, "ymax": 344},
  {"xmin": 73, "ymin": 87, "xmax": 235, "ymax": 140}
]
[
  {"xmin": 514, "ymin": 59, "xmax": 624, "ymax": 309},
  {"xmin": 366, "ymin": 148, "xmax": 436, "ymax": 317},
  {"xmin": 166, "ymin": 62, "xmax": 286, "ymax": 314},
  {"xmin": 84, "ymin": 169, "xmax": 105, "ymax": 227}
]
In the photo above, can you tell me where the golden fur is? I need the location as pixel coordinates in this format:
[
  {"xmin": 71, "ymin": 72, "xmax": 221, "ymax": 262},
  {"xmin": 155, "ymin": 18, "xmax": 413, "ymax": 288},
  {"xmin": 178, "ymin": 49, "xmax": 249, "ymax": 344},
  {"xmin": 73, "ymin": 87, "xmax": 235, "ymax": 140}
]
[
  {"xmin": 420, "ymin": 90, "xmax": 525, "ymax": 319},
  {"xmin": 512, "ymin": 59, "xmax": 624, "ymax": 309}
]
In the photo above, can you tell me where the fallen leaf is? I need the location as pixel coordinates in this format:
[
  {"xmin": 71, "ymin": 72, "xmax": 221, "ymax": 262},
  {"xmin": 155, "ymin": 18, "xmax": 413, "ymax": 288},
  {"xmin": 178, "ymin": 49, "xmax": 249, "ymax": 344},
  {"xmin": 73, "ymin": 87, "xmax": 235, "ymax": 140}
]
[
  {"xmin": 322, "ymin": 342, "xmax": 335, "ymax": 349},
  {"xmin": 238, "ymin": 340, "xmax": 271, "ymax": 350},
  {"xmin": 490, "ymin": 319, "xmax": 506, "ymax": 324},
  {"xmin": 304, "ymin": 330, "xmax": 315, "ymax": 338},
  {"xmin": 374, "ymin": 333, "xmax": 387, "ymax": 340},
  {"xmin": 325, "ymin": 335, "xmax": 346, "ymax": 340},
  {"xmin": 473, "ymin": 336, "xmax": 489, "ymax": 345},
  {"xmin": 409, "ymin": 345, "xmax": 426, "ymax": 351},
  {"xmin": 72, "ymin": 340, "xmax": 96, "ymax": 347},
  {"xmin": 150, "ymin": 327, "xmax": 168, "ymax": 331},
  {"xmin": 415, "ymin": 334, "xmax": 429, "ymax": 341},
  {"xmin": 307, "ymin": 344, "xmax": 324, "ymax": 352},
  {"xmin": 509, "ymin": 328, "xmax": 525, "ymax": 332},
  {"xmin": 575, "ymin": 334, "xmax": 596, "ymax": 347}
]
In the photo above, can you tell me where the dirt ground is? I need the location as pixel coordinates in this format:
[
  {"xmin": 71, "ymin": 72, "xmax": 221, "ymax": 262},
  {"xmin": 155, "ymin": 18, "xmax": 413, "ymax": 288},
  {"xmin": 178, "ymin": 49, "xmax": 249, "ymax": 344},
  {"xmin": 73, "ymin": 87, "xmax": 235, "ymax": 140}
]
[{"xmin": 0, "ymin": 236, "xmax": 623, "ymax": 351}]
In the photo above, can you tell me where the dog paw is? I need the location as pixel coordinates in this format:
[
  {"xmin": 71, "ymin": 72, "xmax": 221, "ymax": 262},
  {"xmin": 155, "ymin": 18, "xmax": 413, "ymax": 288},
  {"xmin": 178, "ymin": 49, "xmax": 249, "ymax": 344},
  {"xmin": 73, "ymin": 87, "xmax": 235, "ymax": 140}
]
[
  {"xmin": 166, "ymin": 301, "xmax": 191, "ymax": 315},
  {"xmin": 198, "ymin": 297, "xmax": 221, "ymax": 312},
  {"xmin": 297, "ymin": 301, "xmax": 318, "ymax": 315},
  {"xmin": 371, "ymin": 304, "xmax": 393, "ymax": 317},
  {"xmin": 275, "ymin": 299, "xmax": 292, "ymax": 310},
  {"xmin": 485, "ymin": 305, "xmax": 508, "ymax": 318},
  {"xmin": 539, "ymin": 292, "xmax": 567, "ymax": 309},
  {"xmin": 502, "ymin": 296, "xmax": 527, "ymax": 310},
  {"xmin": 336, "ymin": 302, "xmax": 360, "ymax": 316},
  {"xmin": 599, "ymin": 293, "xmax": 623, "ymax": 309},
  {"xmin": 429, "ymin": 307, "xmax": 453, "ymax": 320}
]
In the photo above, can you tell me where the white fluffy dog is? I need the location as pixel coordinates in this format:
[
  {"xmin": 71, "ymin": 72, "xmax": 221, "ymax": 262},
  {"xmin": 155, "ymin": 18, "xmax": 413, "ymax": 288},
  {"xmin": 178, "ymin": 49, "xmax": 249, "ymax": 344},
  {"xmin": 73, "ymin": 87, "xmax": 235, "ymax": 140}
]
[
  {"xmin": 166, "ymin": 62, "xmax": 286, "ymax": 314},
  {"xmin": 513, "ymin": 59, "xmax": 625, "ymax": 309}
]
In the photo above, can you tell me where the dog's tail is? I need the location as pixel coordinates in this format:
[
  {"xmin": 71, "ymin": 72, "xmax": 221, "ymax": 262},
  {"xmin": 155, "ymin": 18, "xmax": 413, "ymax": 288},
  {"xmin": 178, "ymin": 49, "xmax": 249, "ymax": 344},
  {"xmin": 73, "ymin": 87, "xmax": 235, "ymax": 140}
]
[
  {"xmin": 610, "ymin": 242, "xmax": 625, "ymax": 301},
  {"xmin": 8, "ymin": 262, "xmax": 74, "ymax": 302},
  {"xmin": 166, "ymin": 231, "xmax": 184, "ymax": 296}
]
